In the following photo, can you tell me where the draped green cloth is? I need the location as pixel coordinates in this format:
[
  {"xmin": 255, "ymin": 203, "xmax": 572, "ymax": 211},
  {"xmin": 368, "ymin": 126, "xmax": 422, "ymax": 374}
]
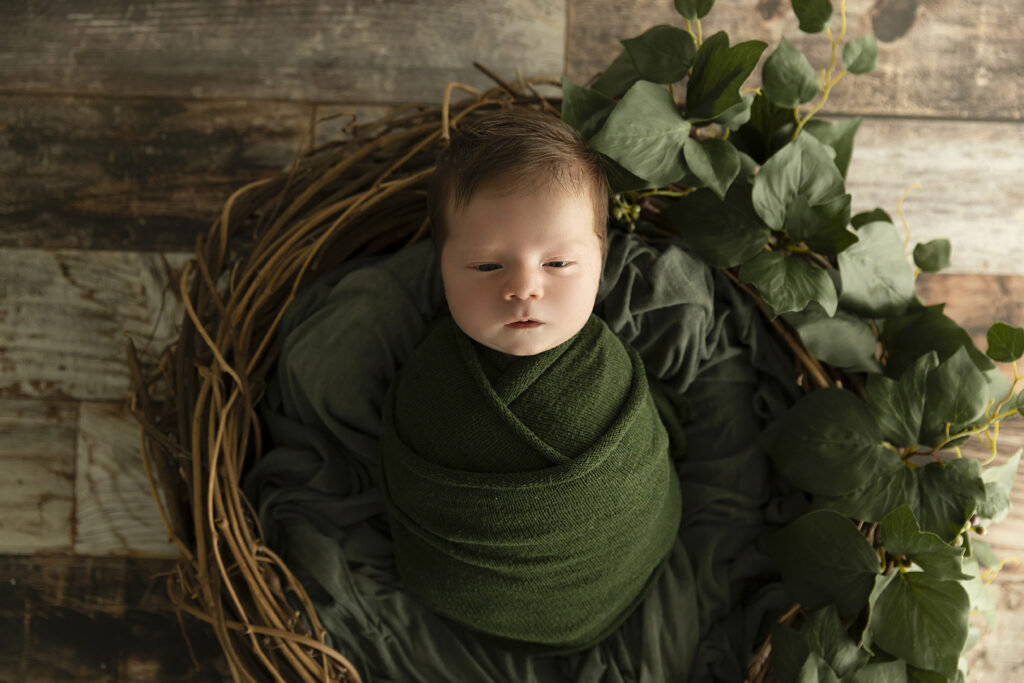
[
  {"xmin": 380, "ymin": 312, "xmax": 682, "ymax": 651},
  {"xmin": 241, "ymin": 229, "xmax": 805, "ymax": 682}
]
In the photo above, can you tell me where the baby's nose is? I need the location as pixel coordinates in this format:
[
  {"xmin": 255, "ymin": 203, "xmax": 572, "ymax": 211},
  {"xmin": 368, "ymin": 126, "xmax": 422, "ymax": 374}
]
[{"xmin": 503, "ymin": 267, "xmax": 542, "ymax": 300}]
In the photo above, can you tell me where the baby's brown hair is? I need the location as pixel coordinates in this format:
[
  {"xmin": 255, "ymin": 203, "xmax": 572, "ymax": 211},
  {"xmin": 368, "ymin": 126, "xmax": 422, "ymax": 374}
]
[{"xmin": 427, "ymin": 108, "xmax": 610, "ymax": 261}]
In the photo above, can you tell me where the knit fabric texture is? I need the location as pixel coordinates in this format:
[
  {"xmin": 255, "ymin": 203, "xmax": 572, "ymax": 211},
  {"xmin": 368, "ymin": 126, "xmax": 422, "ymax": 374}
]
[{"xmin": 378, "ymin": 311, "xmax": 683, "ymax": 651}]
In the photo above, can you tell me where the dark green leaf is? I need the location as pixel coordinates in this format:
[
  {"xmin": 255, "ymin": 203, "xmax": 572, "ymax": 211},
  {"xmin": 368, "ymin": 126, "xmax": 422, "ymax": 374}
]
[
  {"xmin": 792, "ymin": 0, "xmax": 833, "ymax": 33},
  {"xmin": 784, "ymin": 193, "xmax": 857, "ymax": 255},
  {"xmin": 850, "ymin": 660, "xmax": 908, "ymax": 683},
  {"xmin": 768, "ymin": 510, "xmax": 881, "ymax": 616},
  {"xmin": 712, "ymin": 91, "xmax": 754, "ymax": 130},
  {"xmin": 798, "ymin": 653, "xmax": 841, "ymax": 683},
  {"xmin": 837, "ymin": 221, "xmax": 916, "ymax": 317},
  {"xmin": 763, "ymin": 37, "xmax": 821, "ymax": 107},
  {"xmin": 852, "ymin": 208, "xmax": 892, "ymax": 228},
  {"xmin": 915, "ymin": 458, "xmax": 985, "ymax": 542},
  {"xmin": 861, "ymin": 572, "xmax": 897, "ymax": 654},
  {"xmin": 1018, "ymin": 389, "xmax": 1024, "ymax": 417},
  {"xmin": 739, "ymin": 249, "xmax": 838, "ymax": 316},
  {"xmin": 682, "ymin": 136, "xmax": 740, "ymax": 199},
  {"xmin": 731, "ymin": 92, "xmax": 795, "ymax": 162},
  {"xmin": 920, "ymin": 345, "xmax": 989, "ymax": 446},
  {"xmin": 879, "ymin": 505, "xmax": 970, "ymax": 580},
  {"xmin": 815, "ymin": 464, "xmax": 916, "ymax": 523},
  {"xmin": 799, "ymin": 605, "xmax": 870, "ymax": 677},
  {"xmin": 662, "ymin": 181, "xmax": 771, "ymax": 266},
  {"xmin": 804, "ymin": 116, "xmax": 862, "ymax": 178},
  {"xmin": 589, "ymin": 50, "xmax": 642, "ymax": 99},
  {"xmin": 843, "ymin": 35, "xmax": 878, "ymax": 74},
  {"xmin": 590, "ymin": 80, "xmax": 691, "ymax": 187},
  {"xmin": 760, "ymin": 387, "xmax": 895, "ymax": 496},
  {"xmin": 783, "ymin": 304, "xmax": 880, "ymax": 372},
  {"xmin": 880, "ymin": 305, "xmax": 996, "ymax": 379},
  {"xmin": 602, "ymin": 156, "xmax": 654, "ymax": 193},
  {"xmin": 971, "ymin": 537, "xmax": 1000, "ymax": 568},
  {"xmin": 977, "ymin": 448, "xmax": 1022, "ymax": 523},
  {"xmin": 912, "ymin": 239, "xmax": 952, "ymax": 273},
  {"xmin": 686, "ymin": 31, "xmax": 767, "ymax": 122},
  {"xmin": 674, "ymin": 0, "xmax": 715, "ymax": 20},
  {"xmin": 985, "ymin": 321, "xmax": 1024, "ymax": 362},
  {"xmin": 865, "ymin": 351, "xmax": 938, "ymax": 448},
  {"xmin": 961, "ymin": 557, "xmax": 997, "ymax": 627},
  {"xmin": 867, "ymin": 571, "xmax": 969, "ymax": 678},
  {"xmin": 621, "ymin": 25, "xmax": 697, "ymax": 84},
  {"xmin": 771, "ymin": 621, "xmax": 812, "ymax": 683},
  {"xmin": 560, "ymin": 77, "xmax": 617, "ymax": 141},
  {"xmin": 752, "ymin": 133, "xmax": 846, "ymax": 231}
]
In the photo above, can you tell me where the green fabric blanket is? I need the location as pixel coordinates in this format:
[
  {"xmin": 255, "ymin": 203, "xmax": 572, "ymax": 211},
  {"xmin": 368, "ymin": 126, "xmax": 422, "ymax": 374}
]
[
  {"xmin": 380, "ymin": 312, "xmax": 682, "ymax": 651},
  {"xmin": 241, "ymin": 228, "xmax": 805, "ymax": 682}
]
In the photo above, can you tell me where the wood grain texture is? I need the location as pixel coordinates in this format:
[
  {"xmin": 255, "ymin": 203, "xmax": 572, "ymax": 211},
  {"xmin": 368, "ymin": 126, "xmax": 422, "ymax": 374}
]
[
  {"xmin": 0, "ymin": 555, "xmax": 229, "ymax": 681},
  {"xmin": 0, "ymin": 0, "xmax": 565, "ymax": 104},
  {"xmin": 567, "ymin": 0, "xmax": 1024, "ymax": 120}
]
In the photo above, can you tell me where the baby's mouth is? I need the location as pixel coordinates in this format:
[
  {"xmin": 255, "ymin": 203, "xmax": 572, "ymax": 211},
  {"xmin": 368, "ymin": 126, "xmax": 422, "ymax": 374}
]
[{"xmin": 505, "ymin": 319, "xmax": 544, "ymax": 328}]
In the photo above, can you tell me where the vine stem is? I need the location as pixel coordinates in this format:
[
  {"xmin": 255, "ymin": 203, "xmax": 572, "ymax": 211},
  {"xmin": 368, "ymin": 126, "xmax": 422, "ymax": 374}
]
[{"xmin": 792, "ymin": 0, "xmax": 849, "ymax": 139}]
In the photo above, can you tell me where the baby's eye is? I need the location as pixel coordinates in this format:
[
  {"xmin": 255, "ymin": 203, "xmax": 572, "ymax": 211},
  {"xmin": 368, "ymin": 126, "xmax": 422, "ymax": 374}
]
[
  {"xmin": 475, "ymin": 264, "xmax": 501, "ymax": 272},
  {"xmin": 546, "ymin": 261, "xmax": 570, "ymax": 268}
]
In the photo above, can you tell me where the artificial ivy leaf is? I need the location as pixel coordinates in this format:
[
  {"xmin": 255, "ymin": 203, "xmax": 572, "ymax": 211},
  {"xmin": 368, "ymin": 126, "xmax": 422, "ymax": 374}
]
[
  {"xmin": 815, "ymin": 463, "xmax": 915, "ymax": 524},
  {"xmin": 590, "ymin": 80, "xmax": 691, "ymax": 187},
  {"xmin": 850, "ymin": 660, "xmax": 908, "ymax": 683},
  {"xmin": 912, "ymin": 239, "xmax": 952, "ymax": 273},
  {"xmin": 661, "ymin": 181, "xmax": 771, "ymax": 266},
  {"xmin": 880, "ymin": 305, "xmax": 996, "ymax": 379},
  {"xmin": 804, "ymin": 116, "xmax": 862, "ymax": 178},
  {"xmin": 602, "ymin": 156, "xmax": 654, "ymax": 193},
  {"xmin": 977, "ymin": 448, "xmax": 1022, "ymax": 523},
  {"xmin": 713, "ymin": 91, "xmax": 754, "ymax": 130},
  {"xmin": 674, "ymin": 0, "xmax": 715, "ymax": 20},
  {"xmin": 1018, "ymin": 389, "xmax": 1024, "ymax": 417},
  {"xmin": 560, "ymin": 77, "xmax": 617, "ymax": 141},
  {"xmin": 784, "ymin": 192, "xmax": 857, "ymax": 255},
  {"xmin": 861, "ymin": 572, "xmax": 897, "ymax": 654},
  {"xmin": 621, "ymin": 25, "xmax": 697, "ymax": 84},
  {"xmin": 797, "ymin": 653, "xmax": 841, "ymax": 683},
  {"xmin": 879, "ymin": 505, "xmax": 971, "ymax": 580},
  {"xmin": 920, "ymin": 345, "xmax": 989, "ymax": 447},
  {"xmin": 686, "ymin": 31, "xmax": 767, "ymax": 122},
  {"xmin": 771, "ymin": 621, "xmax": 812, "ymax": 683},
  {"xmin": 783, "ymin": 304, "xmax": 880, "ymax": 373},
  {"xmin": 843, "ymin": 35, "xmax": 879, "ymax": 74},
  {"xmin": 682, "ymin": 136, "xmax": 740, "ymax": 199},
  {"xmin": 792, "ymin": 0, "xmax": 833, "ymax": 33},
  {"xmin": 760, "ymin": 387, "xmax": 895, "ymax": 496},
  {"xmin": 752, "ymin": 133, "xmax": 846, "ymax": 231},
  {"xmin": 985, "ymin": 321, "xmax": 1024, "ymax": 362},
  {"xmin": 837, "ymin": 221, "xmax": 916, "ymax": 318},
  {"xmin": 865, "ymin": 351, "xmax": 939, "ymax": 448},
  {"xmin": 961, "ymin": 557, "xmax": 997, "ymax": 627},
  {"xmin": 798, "ymin": 605, "xmax": 870, "ymax": 677},
  {"xmin": 970, "ymin": 537, "xmax": 1000, "ymax": 568},
  {"xmin": 867, "ymin": 571, "xmax": 969, "ymax": 678},
  {"xmin": 915, "ymin": 458, "xmax": 985, "ymax": 542},
  {"xmin": 732, "ymin": 92, "xmax": 795, "ymax": 162},
  {"xmin": 763, "ymin": 37, "xmax": 821, "ymax": 108},
  {"xmin": 906, "ymin": 667, "xmax": 966, "ymax": 683},
  {"xmin": 589, "ymin": 50, "xmax": 642, "ymax": 99},
  {"xmin": 739, "ymin": 249, "xmax": 838, "ymax": 317},
  {"xmin": 852, "ymin": 207, "xmax": 892, "ymax": 228},
  {"xmin": 768, "ymin": 509, "xmax": 881, "ymax": 616}
]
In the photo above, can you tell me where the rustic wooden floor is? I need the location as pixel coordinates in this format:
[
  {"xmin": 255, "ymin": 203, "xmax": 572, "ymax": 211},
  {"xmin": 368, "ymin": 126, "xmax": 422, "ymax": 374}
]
[{"xmin": 1, "ymin": 1, "xmax": 1022, "ymax": 680}]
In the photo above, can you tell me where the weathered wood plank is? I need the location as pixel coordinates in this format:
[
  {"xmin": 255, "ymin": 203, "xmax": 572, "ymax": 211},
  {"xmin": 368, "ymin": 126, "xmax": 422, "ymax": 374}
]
[
  {"xmin": 0, "ymin": 94, "xmax": 389, "ymax": 251},
  {"xmin": 0, "ymin": 555, "xmax": 229, "ymax": 681},
  {"xmin": 0, "ymin": 0, "xmax": 564, "ymax": 104},
  {"xmin": 0, "ymin": 400, "xmax": 75, "ymax": 553},
  {"xmin": 967, "ymin": 566, "xmax": 1024, "ymax": 682},
  {"xmin": 567, "ymin": 0, "xmax": 1024, "ymax": 120},
  {"xmin": 74, "ymin": 402, "xmax": 178, "ymax": 557}
]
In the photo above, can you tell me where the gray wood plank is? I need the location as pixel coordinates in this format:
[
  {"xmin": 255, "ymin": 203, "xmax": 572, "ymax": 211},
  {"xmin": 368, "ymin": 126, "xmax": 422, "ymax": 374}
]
[
  {"xmin": 0, "ymin": 0, "xmax": 565, "ymax": 103},
  {"xmin": 567, "ymin": 0, "xmax": 1024, "ymax": 120}
]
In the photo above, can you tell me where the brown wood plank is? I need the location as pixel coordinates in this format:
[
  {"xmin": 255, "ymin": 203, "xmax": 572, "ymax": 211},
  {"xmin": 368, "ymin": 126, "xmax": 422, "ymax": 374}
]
[
  {"xmin": 0, "ymin": 0, "xmax": 564, "ymax": 104},
  {"xmin": 567, "ymin": 0, "xmax": 1024, "ymax": 120},
  {"xmin": 0, "ymin": 555, "xmax": 229, "ymax": 681}
]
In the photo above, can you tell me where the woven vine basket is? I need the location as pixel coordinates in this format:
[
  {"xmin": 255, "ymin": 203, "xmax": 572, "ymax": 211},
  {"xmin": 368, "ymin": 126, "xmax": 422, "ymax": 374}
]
[{"xmin": 127, "ymin": 72, "xmax": 848, "ymax": 683}]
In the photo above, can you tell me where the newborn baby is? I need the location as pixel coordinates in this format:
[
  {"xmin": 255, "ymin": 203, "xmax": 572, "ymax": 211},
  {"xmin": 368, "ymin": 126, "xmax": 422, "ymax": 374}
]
[{"xmin": 378, "ymin": 109, "xmax": 682, "ymax": 653}]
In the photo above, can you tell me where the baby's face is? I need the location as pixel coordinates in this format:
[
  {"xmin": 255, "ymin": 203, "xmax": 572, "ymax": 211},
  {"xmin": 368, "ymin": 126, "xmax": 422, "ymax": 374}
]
[{"xmin": 440, "ymin": 187, "xmax": 603, "ymax": 357}]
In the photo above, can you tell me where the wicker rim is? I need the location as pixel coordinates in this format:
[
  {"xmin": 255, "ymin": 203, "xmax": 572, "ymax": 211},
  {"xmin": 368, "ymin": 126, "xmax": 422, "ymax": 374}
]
[{"xmin": 126, "ymin": 67, "xmax": 844, "ymax": 683}]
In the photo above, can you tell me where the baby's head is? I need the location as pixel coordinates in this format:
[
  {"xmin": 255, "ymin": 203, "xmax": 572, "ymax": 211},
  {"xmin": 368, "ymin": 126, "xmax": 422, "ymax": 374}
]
[{"xmin": 427, "ymin": 108, "xmax": 610, "ymax": 357}]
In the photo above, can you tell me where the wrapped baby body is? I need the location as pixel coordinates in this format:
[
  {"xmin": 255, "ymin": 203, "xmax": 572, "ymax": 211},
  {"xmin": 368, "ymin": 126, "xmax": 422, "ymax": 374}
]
[{"xmin": 378, "ymin": 310, "xmax": 683, "ymax": 652}]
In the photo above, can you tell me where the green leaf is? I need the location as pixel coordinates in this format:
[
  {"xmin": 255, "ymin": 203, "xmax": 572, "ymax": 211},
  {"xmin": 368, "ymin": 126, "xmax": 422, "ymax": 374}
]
[
  {"xmin": 920, "ymin": 345, "xmax": 989, "ymax": 446},
  {"xmin": 763, "ymin": 37, "xmax": 821, "ymax": 108},
  {"xmin": 850, "ymin": 660, "xmax": 909, "ymax": 683},
  {"xmin": 752, "ymin": 133, "xmax": 846, "ymax": 231},
  {"xmin": 731, "ymin": 92, "xmax": 795, "ymax": 162},
  {"xmin": 768, "ymin": 510, "xmax": 881, "ymax": 616},
  {"xmin": 961, "ymin": 557, "xmax": 997, "ymax": 627},
  {"xmin": 986, "ymin": 321, "xmax": 1024, "ymax": 362},
  {"xmin": 837, "ymin": 221, "xmax": 916, "ymax": 318},
  {"xmin": 783, "ymin": 304, "xmax": 881, "ymax": 373},
  {"xmin": 682, "ymin": 136, "xmax": 741, "ymax": 199},
  {"xmin": 879, "ymin": 505, "xmax": 970, "ymax": 580},
  {"xmin": 560, "ymin": 77, "xmax": 617, "ymax": 141},
  {"xmin": 784, "ymin": 193, "xmax": 857, "ymax": 255},
  {"xmin": 621, "ymin": 25, "xmax": 697, "ymax": 84},
  {"xmin": 970, "ymin": 537, "xmax": 1000, "ymax": 568},
  {"xmin": 852, "ymin": 208, "xmax": 892, "ymax": 228},
  {"xmin": 880, "ymin": 305, "xmax": 996, "ymax": 379},
  {"xmin": 686, "ymin": 31, "xmax": 767, "ymax": 122},
  {"xmin": 865, "ymin": 351, "xmax": 938, "ymax": 448},
  {"xmin": 1018, "ymin": 389, "xmax": 1024, "ymax": 417},
  {"xmin": 861, "ymin": 572, "xmax": 897, "ymax": 654},
  {"xmin": 661, "ymin": 181, "xmax": 771, "ymax": 266},
  {"xmin": 760, "ymin": 387, "xmax": 895, "ymax": 496},
  {"xmin": 589, "ymin": 50, "xmax": 642, "ymax": 99},
  {"xmin": 977, "ymin": 448, "xmax": 1022, "ymax": 523},
  {"xmin": 590, "ymin": 80, "xmax": 691, "ymax": 187},
  {"xmin": 867, "ymin": 571, "xmax": 969, "ymax": 678},
  {"xmin": 804, "ymin": 116, "xmax": 862, "ymax": 178},
  {"xmin": 843, "ymin": 35, "xmax": 879, "ymax": 74},
  {"xmin": 792, "ymin": 0, "xmax": 834, "ymax": 33},
  {"xmin": 798, "ymin": 653, "xmax": 841, "ymax": 683},
  {"xmin": 712, "ymin": 91, "xmax": 754, "ymax": 130},
  {"xmin": 912, "ymin": 239, "xmax": 952, "ymax": 273},
  {"xmin": 602, "ymin": 156, "xmax": 654, "ymax": 193},
  {"xmin": 771, "ymin": 605, "xmax": 869, "ymax": 682},
  {"xmin": 674, "ymin": 0, "xmax": 715, "ymax": 20},
  {"xmin": 739, "ymin": 249, "xmax": 838, "ymax": 317}
]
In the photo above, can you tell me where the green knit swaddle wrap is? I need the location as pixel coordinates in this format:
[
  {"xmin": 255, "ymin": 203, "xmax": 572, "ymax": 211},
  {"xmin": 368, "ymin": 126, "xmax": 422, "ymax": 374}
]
[{"xmin": 378, "ymin": 312, "xmax": 683, "ymax": 651}]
